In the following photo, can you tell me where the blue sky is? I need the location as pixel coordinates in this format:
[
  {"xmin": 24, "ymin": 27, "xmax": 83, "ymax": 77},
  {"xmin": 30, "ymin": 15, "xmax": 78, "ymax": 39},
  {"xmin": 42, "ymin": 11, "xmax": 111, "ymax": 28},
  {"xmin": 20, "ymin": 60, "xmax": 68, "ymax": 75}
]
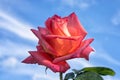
[{"xmin": 0, "ymin": 0, "xmax": 120, "ymax": 80}]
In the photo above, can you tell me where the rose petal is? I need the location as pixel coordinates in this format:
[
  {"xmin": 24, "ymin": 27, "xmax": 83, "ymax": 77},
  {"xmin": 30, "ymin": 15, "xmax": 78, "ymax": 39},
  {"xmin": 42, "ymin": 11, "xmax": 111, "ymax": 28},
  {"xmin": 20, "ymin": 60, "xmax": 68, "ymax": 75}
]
[
  {"xmin": 45, "ymin": 35, "xmax": 83, "ymax": 56},
  {"xmin": 53, "ymin": 38, "xmax": 94, "ymax": 63},
  {"xmin": 80, "ymin": 46, "xmax": 94, "ymax": 60},
  {"xmin": 67, "ymin": 12, "xmax": 87, "ymax": 38},
  {"xmin": 44, "ymin": 35, "xmax": 82, "ymax": 57},
  {"xmin": 45, "ymin": 16, "xmax": 63, "ymax": 35},
  {"xmin": 46, "ymin": 35, "xmax": 81, "ymax": 40},
  {"xmin": 46, "ymin": 14, "xmax": 71, "ymax": 36},
  {"xmin": 45, "ymin": 18, "xmax": 53, "ymax": 34},
  {"xmin": 31, "ymin": 28, "xmax": 58, "ymax": 56},
  {"xmin": 22, "ymin": 55, "xmax": 37, "ymax": 64},
  {"xmin": 31, "ymin": 27, "xmax": 46, "ymax": 39},
  {"xmin": 55, "ymin": 61, "xmax": 70, "ymax": 73},
  {"xmin": 29, "ymin": 51, "xmax": 70, "ymax": 72}
]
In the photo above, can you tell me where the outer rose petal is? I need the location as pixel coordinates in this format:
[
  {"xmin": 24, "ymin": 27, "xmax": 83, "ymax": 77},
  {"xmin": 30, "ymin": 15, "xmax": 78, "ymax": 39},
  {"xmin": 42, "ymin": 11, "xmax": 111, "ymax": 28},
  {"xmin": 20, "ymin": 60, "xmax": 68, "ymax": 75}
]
[
  {"xmin": 53, "ymin": 38, "xmax": 94, "ymax": 63},
  {"xmin": 29, "ymin": 51, "xmax": 70, "ymax": 73},
  {"xmin": 80, "ymin": 46, "xmax": 94, "ymax": 60},
  {"xmin": 67, "ymin": 13, "xmax": 87, "ymax": 38},
  {"xmin": 22, "ymin": 56, "xmax": 37, "ymax": 64}
]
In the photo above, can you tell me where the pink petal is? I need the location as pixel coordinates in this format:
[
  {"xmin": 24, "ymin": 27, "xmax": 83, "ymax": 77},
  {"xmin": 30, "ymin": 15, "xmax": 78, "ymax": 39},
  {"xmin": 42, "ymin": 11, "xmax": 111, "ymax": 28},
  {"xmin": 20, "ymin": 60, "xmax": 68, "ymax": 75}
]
[
  {"xmin": 45, "ymin": 12, "xmax": 87, "ymax": 37},
  {"xmin": 31, "ymin": 28, "xmax": 58, "ymax": 56},
  {"xmin": 46, "ymin": 35, "xmax": 81, "ymax": 40},
  {"xmin": 31, "ymin": 28, "xmax": 46, "ymax": 39},
  {"xmin": 80, "ymin": 46, "xmax": 94, "ymax": 60},
  {"xmin": 45, "ymin": 18, "xmax": 53, "ymax": 34},
  {"xmin": 29, "ymin": 51, "xmax": 70, "ymax": 73},
  {"xmin": 22, "ymin": 55, "xmax": 37, "ymax": 64},
  {"xmin": 45, "ymin": 14, "xmax": 71, "ymax": 36},
  {"xmin": 52, "ymin": 18, "xmax": 71, "ymax": 36},
  {"xmin": 53, "ymin": 61, "xmax": 70, "ymax": 73},
  {"xmin": 53, "ymin": 38, "xmax": 94, "ymax": 63},
  {"xmin": 67, "ymin": 12, "xmax": 87, "ymax": 38},
  {"xmin": 44, "ymin": 34, "xmax": 82, "ymax": 57}
]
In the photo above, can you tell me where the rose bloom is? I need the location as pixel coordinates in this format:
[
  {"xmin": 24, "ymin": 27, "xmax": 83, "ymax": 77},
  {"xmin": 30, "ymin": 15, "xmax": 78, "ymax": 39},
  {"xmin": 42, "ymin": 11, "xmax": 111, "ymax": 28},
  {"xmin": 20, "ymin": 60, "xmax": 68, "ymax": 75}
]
[{"xmin": 22, "ymin": 13, "xmax": 94, "ymax": 73}]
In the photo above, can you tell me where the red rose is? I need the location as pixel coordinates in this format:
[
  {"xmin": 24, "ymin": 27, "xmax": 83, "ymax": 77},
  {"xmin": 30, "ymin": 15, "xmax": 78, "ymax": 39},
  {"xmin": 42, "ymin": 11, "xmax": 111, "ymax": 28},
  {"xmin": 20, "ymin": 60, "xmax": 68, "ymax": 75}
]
[{"xmin": 22, "ymin": 13, "xmax": 94, "ymax": 73}]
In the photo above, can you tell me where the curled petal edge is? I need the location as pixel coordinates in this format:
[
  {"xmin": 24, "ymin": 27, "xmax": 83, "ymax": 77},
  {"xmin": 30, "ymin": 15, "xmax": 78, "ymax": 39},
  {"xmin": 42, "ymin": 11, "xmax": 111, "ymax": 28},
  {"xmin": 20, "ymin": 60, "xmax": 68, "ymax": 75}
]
[
  {"xmin": 53, "ymin": 38, "xmax": 94, "ymax": 63},
  {"xmin": 28, "ymin": 51, "xmax": 70, "ymax": 73}
]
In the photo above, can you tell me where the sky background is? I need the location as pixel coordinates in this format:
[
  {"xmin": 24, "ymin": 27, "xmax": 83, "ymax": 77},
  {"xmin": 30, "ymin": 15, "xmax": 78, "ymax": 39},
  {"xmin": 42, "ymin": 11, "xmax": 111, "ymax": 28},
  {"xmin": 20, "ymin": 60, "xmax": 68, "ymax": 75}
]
[{"xmin": 0, "ymin": 0, "xmax": 120, "ymax": 80}]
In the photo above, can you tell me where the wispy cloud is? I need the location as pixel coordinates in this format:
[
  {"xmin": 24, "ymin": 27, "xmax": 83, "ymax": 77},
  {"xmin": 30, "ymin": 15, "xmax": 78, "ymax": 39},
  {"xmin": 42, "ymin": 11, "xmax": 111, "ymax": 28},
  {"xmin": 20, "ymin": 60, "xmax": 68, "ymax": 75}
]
[
  {"xmin": 0, "ymin": 55, "xmax": 58, "ymax": 80},
  {"xmin": 0, "ymin": 39, "xmax": 58, "ymax": 80},
  {"xmin": 70, "ymin": 58, "xmax": 93, "ymax": 67},
  {"xmin": 92, "ymin": 42, "xmax": 120, "ymax": 67},
  {"xmin": 89, "ymin": 23, "xmax": 120, "ymax": 37},
  {"xmin": 103, "ymin": 76, "xmax": 120, "ymax": 80},
  {"xmin": 61, "ymin": 0, "xmax": 96, "ymax": 10},
  {"xmin": 1, "ymin": 57, "xmax": 18, "ymax": 68},
  {"xmin": 32, "ymin": 73, "xmax": 58, "ymax": 80},
  {"xmin": 0, "ymin": 40, "xmax": 34, "ymax": 57},
  {"xmin": 98, "ymin": 52, "xmax": 120, "ymax": 66},
  {"xmin": 111, "ymin": 11, "xmax": 120, "ymax": 26},
  {"xmin": 0, "ymin": 10, "xmax": 37, "ymax": 41}
]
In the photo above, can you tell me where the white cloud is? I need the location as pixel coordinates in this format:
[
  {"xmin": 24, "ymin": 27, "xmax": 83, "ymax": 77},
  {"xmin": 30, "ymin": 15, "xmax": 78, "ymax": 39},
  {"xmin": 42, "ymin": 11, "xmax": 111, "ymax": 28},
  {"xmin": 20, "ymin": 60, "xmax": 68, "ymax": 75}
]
[
  {"xmin": 93, "ymin": 43, "xmax": 120, "ymax": 66},
  {"xmin": 0, "ymin": 10, "xmax": 37, "ymax": 41},
  {"xmin": 1, "ymin": 57, "xmax": 18, "ymax": 68},
  {"xmin": 98, "ymin": 53, "xmax": 120, "ymax": 66},
  {"xmin": 111, "ymin": 11, "xmax": 120, "ymax": 26},
  {"xmin": 67, "ymin": 58, "xmax": 93, "ymax": 72},
  {"xmin": 0, "ymin": 40, "xmax": 35, "ymax": 57},
  {"xmin": 78, "ymin": 2, "xmax": 90, "ymax": 9},
  {"xmin": 91, "ymin": 41, "xmax": 120, "ymax": 66},
  {"xmin": 32, "ymin": 74, "xmax": 41, "ymax": 80},
  {"xmin": 32, "ymin": 73, "xmax": 58, "ymax": 80},
  {"xmin": 72, "ymin": 59, "xmax": 93, "ymax": 67},
  {"xmin": 61, "ymin": 0, "xmax": 96, "ymax": 10},
  {"xmin": 89, "ymin": 24, "xmax": 120, "ymax": 37},
  {"xmin": 103, "ymin": 76, "xmax": 120, "ymax": 80}
]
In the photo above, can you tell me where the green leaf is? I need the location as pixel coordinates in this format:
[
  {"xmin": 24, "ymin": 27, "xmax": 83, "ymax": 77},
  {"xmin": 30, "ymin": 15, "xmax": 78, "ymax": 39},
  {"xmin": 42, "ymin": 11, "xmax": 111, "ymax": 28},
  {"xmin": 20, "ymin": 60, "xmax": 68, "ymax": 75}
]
[
  {"xmin": 81, "ymin": 67, "xmax": 115, "ymax": 76},
  {"xmin": 64, "ymin": 72, "xmax": 75, "ymax": 80},
  {"xmin": 72, "ymin": 69, "xmax": 80, "ymax": 74},
  {"xmin": 75, "ymin": 71, "xmax": 103, "ymax": 80}
]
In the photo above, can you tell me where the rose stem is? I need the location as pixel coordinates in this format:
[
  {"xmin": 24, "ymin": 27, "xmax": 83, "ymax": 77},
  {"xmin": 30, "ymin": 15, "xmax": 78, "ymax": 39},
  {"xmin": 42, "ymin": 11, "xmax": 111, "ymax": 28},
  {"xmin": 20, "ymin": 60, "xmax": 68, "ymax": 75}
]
[{"xmin": 59, "ymin": 72, "xmax": 63, "ymax": 80}]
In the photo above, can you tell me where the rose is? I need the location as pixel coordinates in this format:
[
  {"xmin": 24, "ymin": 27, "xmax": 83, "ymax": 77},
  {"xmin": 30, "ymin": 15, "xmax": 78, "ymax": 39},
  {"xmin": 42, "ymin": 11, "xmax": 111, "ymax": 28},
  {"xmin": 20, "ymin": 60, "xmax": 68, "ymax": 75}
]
[{"xmin": 22, "ymin": 13, "xmax": 94, "ymax": 73}]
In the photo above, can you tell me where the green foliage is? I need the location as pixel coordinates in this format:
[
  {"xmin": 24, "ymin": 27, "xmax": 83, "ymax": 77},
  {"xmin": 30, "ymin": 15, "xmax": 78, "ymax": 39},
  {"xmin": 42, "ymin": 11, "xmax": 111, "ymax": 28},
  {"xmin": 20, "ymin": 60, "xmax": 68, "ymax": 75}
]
[
  {"xmin": 80, "ymin": 67, "xmax": 115, "ymax": 76},
  {"xmin": 75, "ymin": 71, "xmax": 103, "ymax": 80},
  {"xmin": 64, "ymin": 67, "xmax": 115, "ymax": 80},
  {"xmin": 64, "ymin": 72, "xmax": 75, "ymax": 80}
]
